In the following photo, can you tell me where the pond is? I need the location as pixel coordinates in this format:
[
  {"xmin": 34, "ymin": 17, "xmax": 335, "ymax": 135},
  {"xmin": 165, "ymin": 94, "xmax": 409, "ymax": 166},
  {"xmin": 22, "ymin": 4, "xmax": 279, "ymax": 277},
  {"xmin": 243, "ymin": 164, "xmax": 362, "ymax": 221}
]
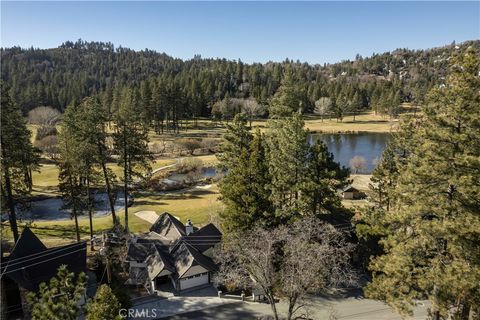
[
  {"xmin": 9, "ymin": 191, "xmax": 126, "ymax": 222},
  {"xmin": 310, "ymin": 133, "xmax": 390, "ymax": 173},
  {"xmin": 164, "ymin": 167, "xmax": 218, "ymax": 185}
]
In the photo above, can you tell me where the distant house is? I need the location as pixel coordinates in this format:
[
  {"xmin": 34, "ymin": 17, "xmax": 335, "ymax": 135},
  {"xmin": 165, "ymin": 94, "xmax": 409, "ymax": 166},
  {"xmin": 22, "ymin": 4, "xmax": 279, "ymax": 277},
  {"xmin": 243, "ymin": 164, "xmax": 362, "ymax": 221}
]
[
  {"xmin": 125, "ymin": 212, "xmax": 221, "ymax": 294},
  {"xmin": 342, "ymin": 186, "xmax": 362, "ymax": 200}
]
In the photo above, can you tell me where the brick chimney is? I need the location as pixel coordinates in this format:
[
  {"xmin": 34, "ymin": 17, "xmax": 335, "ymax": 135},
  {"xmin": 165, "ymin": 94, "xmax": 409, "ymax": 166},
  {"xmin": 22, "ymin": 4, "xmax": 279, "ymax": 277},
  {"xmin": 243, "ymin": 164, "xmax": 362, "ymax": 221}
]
[{"xmin": 185, "ymin": 219, "xmax": 194, "ymax": 235}]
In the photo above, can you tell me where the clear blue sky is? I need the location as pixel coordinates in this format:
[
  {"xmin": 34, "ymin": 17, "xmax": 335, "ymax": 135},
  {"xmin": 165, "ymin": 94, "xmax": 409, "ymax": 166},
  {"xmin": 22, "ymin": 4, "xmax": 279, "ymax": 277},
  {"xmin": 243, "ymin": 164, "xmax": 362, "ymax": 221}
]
[{"xmin": 1, "ymin": 1, "xmax": 479, "ymax": 64}]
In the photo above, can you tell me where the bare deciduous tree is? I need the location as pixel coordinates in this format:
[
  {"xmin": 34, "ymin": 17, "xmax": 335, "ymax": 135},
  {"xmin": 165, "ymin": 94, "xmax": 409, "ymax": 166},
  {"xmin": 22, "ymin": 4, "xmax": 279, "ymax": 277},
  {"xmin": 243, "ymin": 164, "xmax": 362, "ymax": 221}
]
[
  {"xmin": 149, "ymin": 138, "xmax": 168, "ymax": 155},
  {"xmin": 177, "ymin": 138, "xmax": 202, "ymax": 155},
  {"xmin": 215, "ymin": 226, "xmax": 284, "ymax": 319},
  {"xmin": 35, "ymin": 135, "xmax": 59, "ymax": 160},
  {"xmin": 28, "ymin": 106, "xmax": 61, "ymax": 126},
  {"xmin": 240, "ymin": 98, "xmax": 265, "ymax": 127},
  {"xmin": 314, "ymin": 97, "xmax": 332, "ymax": 122},
  {"xmin": 215, "ymin": 216, "xmax": 357, "ymax": 320},
  {"xmin": 202, "ymin": 138, "xmax": 219, "ymax": 154},
  {"xmin": 349, "ymin": 155, "xmax": 367, "ymax": 174}
]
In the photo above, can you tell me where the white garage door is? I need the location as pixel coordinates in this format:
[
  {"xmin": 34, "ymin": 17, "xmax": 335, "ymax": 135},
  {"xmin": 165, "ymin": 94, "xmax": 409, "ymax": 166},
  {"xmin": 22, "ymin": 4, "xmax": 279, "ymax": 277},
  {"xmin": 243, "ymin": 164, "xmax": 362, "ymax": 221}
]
[{"xmin": 179, "ymin": 272, "xmax": 209, "ymax": 290}]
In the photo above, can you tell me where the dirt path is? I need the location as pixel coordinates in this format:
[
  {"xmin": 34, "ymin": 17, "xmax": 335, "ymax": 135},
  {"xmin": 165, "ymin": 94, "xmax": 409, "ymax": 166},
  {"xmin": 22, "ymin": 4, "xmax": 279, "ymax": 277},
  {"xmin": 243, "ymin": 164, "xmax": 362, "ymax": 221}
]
[{"xmin": 151, "ymin": 161, "xmax": 179, "ymax": 175}]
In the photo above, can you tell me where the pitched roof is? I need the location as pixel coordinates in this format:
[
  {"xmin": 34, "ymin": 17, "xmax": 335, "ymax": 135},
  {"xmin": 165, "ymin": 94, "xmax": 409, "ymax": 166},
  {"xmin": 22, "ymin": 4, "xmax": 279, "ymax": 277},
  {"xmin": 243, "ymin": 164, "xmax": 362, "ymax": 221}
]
[
  {"xmin": 126, "ymin": 238, "xmax": 176, "ymax": 280},
  {"xmin": 150, "ymin": 212, "xmax": 185, "ymax": 241},
  {"xmin": 8, "ymin": 227, "xmax": 47, "ymax": 261},
  {"xmin": 125, "ymin": 266, "xmax": 148, "ymax": 285},
  {"xmin": 126, "ymin": 221, "xmax": 222, "ymax": 284},
  {"xmin": 183, "ymin": 223, "xmax": 222, "ymax": 253},
  {"xmin": 2, "ymin": 228, "xmax": 87, "ymax": 292},
  {"xmin": 146, "ymin": 249, "xmax": 175, "ymax": 279},
  {"xmin": 127, "ymin": 242, "xmax": 154, "ymax": 262},
  {"xmin": 172, "ymin": 242, "xmax": 218, "ymax": 278},
  {"xmin": 343, "ymin": 186, "xmax": 360, "ymax": 192}
]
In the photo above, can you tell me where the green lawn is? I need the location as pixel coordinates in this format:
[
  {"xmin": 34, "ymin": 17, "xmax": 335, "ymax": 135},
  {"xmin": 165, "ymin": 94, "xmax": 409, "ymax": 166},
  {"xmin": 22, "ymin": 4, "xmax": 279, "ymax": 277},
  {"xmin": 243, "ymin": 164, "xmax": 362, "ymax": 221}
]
[
  {"xmin": 32, "ymin": 159, "xmax": 177, "ymax": 190},
  {"xmin": 131, "ymin": 184, "xmax": 222, "ymax": 226}
]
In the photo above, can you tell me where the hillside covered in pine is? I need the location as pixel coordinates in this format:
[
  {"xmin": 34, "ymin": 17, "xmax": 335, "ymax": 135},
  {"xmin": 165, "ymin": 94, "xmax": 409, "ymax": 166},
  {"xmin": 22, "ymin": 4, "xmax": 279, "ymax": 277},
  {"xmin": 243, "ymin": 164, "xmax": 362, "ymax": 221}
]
[{"xmin": 1, "ymin": 39, "xmax": 479, "ymax": 117}]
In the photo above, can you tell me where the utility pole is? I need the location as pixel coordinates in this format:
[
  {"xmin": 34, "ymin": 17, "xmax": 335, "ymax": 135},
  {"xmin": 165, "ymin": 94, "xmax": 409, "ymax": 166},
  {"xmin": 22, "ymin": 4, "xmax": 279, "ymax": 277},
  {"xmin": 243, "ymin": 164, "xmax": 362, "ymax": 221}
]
[{"xmin": 101, "ymin": 233, "xmax": 112, "ymax": 284}]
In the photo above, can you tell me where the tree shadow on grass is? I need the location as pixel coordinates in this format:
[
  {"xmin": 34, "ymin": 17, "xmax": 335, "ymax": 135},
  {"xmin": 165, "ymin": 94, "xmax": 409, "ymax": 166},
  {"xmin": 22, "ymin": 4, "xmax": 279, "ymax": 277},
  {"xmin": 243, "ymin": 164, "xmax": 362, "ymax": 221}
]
[
  {"xmin": 17, "ymin": 223, "xmax": 91, "ymax": 239},
  {"xmin": 340, "ymin": 120, "xmax": 390, "ymax": 125}
]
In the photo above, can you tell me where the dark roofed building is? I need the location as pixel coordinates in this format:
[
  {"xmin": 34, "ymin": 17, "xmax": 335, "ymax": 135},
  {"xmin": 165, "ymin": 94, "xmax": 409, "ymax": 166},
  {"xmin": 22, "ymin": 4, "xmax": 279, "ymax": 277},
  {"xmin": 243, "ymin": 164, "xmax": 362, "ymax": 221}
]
[
  {"xmin": 1, "ymin": 227, "xmax": 87, "ymax": 292},
  {"xmin": 125, "ymin": 212, "xmax": 221, "ymax": 294},
  {"xmin": 150, "ymin": 212, "xmax": 187, "ymax": 242},
  {"xmin": 1, "ymin": 227, "xmax": 88, "ymax": 318},
  {"xmin": 183, "ymin": 223, "xmax": 221, "ymax": 255},
  {"xmin": 170, "ymin": 242, "xmax": 218, "ymax": 291}
]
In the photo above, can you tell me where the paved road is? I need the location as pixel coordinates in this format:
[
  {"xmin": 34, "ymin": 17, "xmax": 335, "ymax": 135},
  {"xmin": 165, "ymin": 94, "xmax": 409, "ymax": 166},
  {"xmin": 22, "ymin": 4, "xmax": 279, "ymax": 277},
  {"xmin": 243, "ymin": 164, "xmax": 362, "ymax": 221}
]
[
  {"xmin": 131, "ymin": 286, "xmax": 428, "ymax": 320},
  {"xmin": 160, "ymin": 297, "xmax": 428, "ymax": 320}
]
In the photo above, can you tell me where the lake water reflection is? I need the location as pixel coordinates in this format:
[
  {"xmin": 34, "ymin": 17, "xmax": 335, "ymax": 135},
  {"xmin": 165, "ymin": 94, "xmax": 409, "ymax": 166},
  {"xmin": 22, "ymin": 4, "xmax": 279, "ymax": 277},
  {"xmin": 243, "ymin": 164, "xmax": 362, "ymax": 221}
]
[{"xmin": 310, "ymin": 133, "xmax": 390, "ymax": 173}]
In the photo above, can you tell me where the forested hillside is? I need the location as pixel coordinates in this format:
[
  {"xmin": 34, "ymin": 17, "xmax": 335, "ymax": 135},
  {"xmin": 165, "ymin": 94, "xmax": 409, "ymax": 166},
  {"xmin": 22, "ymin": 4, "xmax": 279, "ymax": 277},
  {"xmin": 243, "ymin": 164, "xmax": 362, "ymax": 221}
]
[{"xmin": 1, "ymin": 39, "xmax": 478, "ymax": 118}]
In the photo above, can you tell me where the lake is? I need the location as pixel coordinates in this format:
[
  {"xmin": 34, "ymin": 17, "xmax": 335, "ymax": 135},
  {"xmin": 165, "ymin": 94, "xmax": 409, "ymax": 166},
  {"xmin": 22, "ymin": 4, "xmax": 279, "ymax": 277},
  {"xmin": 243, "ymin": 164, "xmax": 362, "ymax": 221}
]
[{"xmin": 310, "ymin": 133, "xmax": 390, "ymax": 173}]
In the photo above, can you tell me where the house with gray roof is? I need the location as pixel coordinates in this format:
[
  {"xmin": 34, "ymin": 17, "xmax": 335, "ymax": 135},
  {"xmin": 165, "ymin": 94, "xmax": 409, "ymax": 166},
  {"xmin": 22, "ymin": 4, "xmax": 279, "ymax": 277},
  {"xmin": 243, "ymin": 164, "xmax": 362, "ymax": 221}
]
[{"xmin": 125, "ymin": 212, "xmax": 221, "ymax": 293}]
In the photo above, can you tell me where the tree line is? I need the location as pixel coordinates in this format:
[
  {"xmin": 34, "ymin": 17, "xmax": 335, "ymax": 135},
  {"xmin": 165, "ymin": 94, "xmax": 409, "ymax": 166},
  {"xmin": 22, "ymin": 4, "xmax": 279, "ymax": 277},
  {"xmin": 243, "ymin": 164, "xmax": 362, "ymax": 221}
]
[{"xmin": 2, "ymin": 39, "xmax": 478, "ymax": 118}]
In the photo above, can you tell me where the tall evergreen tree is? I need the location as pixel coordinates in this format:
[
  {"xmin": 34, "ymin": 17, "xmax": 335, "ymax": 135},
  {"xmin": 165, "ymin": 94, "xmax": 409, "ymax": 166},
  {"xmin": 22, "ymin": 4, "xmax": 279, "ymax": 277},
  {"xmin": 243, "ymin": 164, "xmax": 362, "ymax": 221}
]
[
  {"xmin": 0, "ymin": 82, "xmax": 40, "ymax": 242},
  {"xmin": 365, "ymin": 49, "xmax": 480, "ymax": 318},
  {"xmin": 113, "ymin": 87, "xmax": 152, "ymax": 232},
  {"xmin": 219, "ymin": 130, "xmax": 273, "ymax": 233},
  {"xmin": 303, "ymin": 141, "xmax": 350, "ymax": 218},
  {"xmin": 350, "ymin": 91, "xmax": 362, "ymax": 121},
  {"xmin": 57, "ymin": 105, "xmax": 85, "ymax": 242},
  {"xmin": 267, "ymin": 114, "xmax": 310, "ymax": 222},
  {"xmin": 216, "ymin": 113, "xmax": 252, "ymax": 170},
  {"xmin": 75, "ymin": 97, "xmax": 113, "ymax": 244},
  {"xmin": 269, "ymin": 70, "xmax": 304, "ymax": 117}
]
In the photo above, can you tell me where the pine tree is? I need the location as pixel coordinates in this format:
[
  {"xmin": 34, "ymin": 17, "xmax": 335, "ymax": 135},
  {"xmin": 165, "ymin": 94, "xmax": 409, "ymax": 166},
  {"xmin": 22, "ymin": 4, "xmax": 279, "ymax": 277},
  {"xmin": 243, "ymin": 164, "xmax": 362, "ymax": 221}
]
[
  {"xmin": 365, "ymin": 49, "xmax": 480, "ymax": 318},
  {"xmin": 335, "ymin": 94, "xmax": 347, "ymax": 122},
  {"xmin": 86, "ymin": 284, "xmax": 121, "ymax": 320},
  {"xmin": 351, "ymin": 91, "xmax": 362, "ymax": 121},
  {"xmin": 303, "ymin": 141, "xmax": 350, "ymax": 217},
  {"xmin": 369, "ymin": 144, "xmax": 399, "ymax": 212},
  {"xmin": 57, "ymin": 104, "xmax": 85, "ymax": 242},
  {"xmin": 216, "ymin": 113, "xmax": 252, "ymax": 171},
  {"xmin": 113, "ymin": 87, "xmax": 152, "ymax": 232},
  {"xmin": 0, "ymin": 82, "xmax": 40, "ymax": 242},
  {"xmin": 269, "ymin": 70, "xmax": 303, "ymax": 117},
  {"xmin": 27, "ymin": 265, "xmax": 87, "ymax": 320},
  {"xmin": 75, "ymin": 97, "xmax": 113, "ymax": 244},
  {"xmin": 267, "ymin": 114, "xmax": 310, "ymax": 222},
  {"xmin": 219, "ymin": 130, "xmax": 273, "ymax": 233}
]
